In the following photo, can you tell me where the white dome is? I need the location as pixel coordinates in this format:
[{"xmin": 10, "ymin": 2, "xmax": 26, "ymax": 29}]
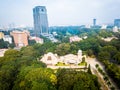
[{"xmin": 78, "ymin": 50, "xmax": 82, "ymax": 53}]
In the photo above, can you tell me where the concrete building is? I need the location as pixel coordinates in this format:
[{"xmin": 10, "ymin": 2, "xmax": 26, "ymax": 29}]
[
  {"xmin": 113, "ymin": 26, "xmax": 119, "ymax": 32},
  {"xmin": 33, "ymin": 6, "xmax": 49, "ymax": 36},
  {"xmin": 0, "ymin": 32, "xmax": 4, "ymax": 39},
  {"xmin": 40, "ymin": 50, "xmax": 82, "ymax": 66},
  {"xmin": 0, "ymin": 49, "xmax": 8, "ymax": 57},
  {"xmin": 69, "ymin": 36, "xmax": 82, "ymax": 43},
  {"xmin": 41, "ymin": 52, "xmax": 59, "ymax": 65},
  {"xmin": 114, "ymin": 19, "xmax": 120, "ymax": 28},
  {"xmin": 10, "ymin": 31, "xmax": 29, "ymax": 47},
  {"xmin": 101, "ymin": 25, "xmax": 107, "ymax": 29},
  {"xmin": 23, "ymin": 30, "xmax": 30, "ymax": 36},
  {"xmin": 3, "ymin": 35, "xmax": 12, "ymax": 44},
  {"xmin": 29, "ymin": 36, "xmax": 44, "ymax": 44}
]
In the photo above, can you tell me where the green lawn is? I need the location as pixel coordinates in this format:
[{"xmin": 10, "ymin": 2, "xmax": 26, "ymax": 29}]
[
  {"xmin": 55, "ymin": 62, "xmax": 68, "ymax": 66},
  {"xmin": 78, "ymin": 62, "xmax": 87, "ymax": 66}
]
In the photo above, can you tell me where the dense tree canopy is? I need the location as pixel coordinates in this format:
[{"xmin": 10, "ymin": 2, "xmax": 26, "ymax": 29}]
[{"xmin": 56, "ymin": 69, "xmax": 100, "ymax": 90}]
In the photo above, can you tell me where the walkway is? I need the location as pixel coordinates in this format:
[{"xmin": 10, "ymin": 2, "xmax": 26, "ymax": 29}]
[
  {"xmin": 86, "ymin": 57, "xmax": 119, "ymax": 90},
  {"xmin": 47, "ymin": 65, "xmax": 86, "ymax": 69}
]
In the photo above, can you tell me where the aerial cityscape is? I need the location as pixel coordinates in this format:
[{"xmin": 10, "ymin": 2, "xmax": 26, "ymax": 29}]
[{"xmin": 0, "ymin": 0, "xmax": 120, "ymax": 90}]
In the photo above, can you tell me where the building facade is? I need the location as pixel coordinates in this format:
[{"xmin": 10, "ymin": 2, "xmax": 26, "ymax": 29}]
[
  {"xmin": 0, "ymin": 32, "xmax": 4, "ymax": 39},
  {"xmin": 114, "ymin": 19, "xmax": 120, "ymax": 28},
  {"xmin": 29, "ymin": 36, "xmax": 44, "ymax": 44},
  {"xmin": 40, "ymin": 50, "xmax": 83, "ymax": 66},
  {"xmin": 10, "ymin": 31, "xmax": 29, "ymax": 47},
  {"xmin": 113, "ymin": 26, "xmax": 119, "ymax": 32},
  {"xmin": 3, "ymin": 35, "xmax": 12, "ymax": 44},
  {"xmin": 69, "ymin": 36, "xmax": 82, "ymax": 43},
  {"xmin": 93, "ymin": 18, "xmax": 96, "ymax": 26},
  {"xmin": 33, "ymin": 6, "xmax": 49, "ymax": 36}
]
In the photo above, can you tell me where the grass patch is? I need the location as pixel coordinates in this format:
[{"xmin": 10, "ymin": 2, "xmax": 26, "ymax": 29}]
[
  {"xmin": 55, "ymin": 62, "xmax": 68, "ymax": 66},
  {"xmin": 78, "ymin": 62, "xmax": 87, "ymax": 66}
]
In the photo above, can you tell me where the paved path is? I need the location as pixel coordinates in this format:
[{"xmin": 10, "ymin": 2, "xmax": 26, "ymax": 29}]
[
  {"xmin": 86, "ymin": 57, "xmax": 119, "ymax": 90},
  {"xmin": 47, "ymin": 65, "xmax": 86, "ymax": 69},
  {"xmin": 86, "ymin": 57, "xmax": 109, "ymax": 90}
]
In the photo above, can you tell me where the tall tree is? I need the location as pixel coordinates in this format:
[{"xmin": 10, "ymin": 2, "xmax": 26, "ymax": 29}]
[{"xmin": 88, "ymin": 64, "xmax": 92, "ymax": 74}]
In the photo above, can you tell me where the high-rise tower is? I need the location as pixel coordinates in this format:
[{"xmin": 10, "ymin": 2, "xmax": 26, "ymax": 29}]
[
  {"xmin": 33, "ymin": 6, "xmax": 49, "ymax": 36},
  {"xmin": 93, "ymin": 19, "xmax": 96, "ymax": 26}
]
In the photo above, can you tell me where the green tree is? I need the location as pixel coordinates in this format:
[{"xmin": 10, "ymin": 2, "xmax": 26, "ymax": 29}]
[
  {"xmin": 56, "ymin": 69, "xmax": 100, "ymax": 90},
  {"xmin": 55, "ymin": 43, "xmax": 70, "ymax": 56},
  {"xmin": 0, "ymin": 39, "xmax": 8, "ymax": 48},
  {"xmin": 13, "ymin": 67, "xmax": 56, "ymax": 90},
  {"xmin": 28, "ymin": 40, "xmax": 36, "ymax": 46},
  {"xmin": 113, "ymin": 52, "xmax": 120, "ymax": 64},
  {"xmin": 87, "ymin": 49, "xmax": 94, "ymax": 57},
  {"xmin": 98, "ymin": 51, "xmax": 111, "ymax": 61},
  {"xmin": 101, "ymin": 46, "xmax": 117, "ymax": 58},
  {"xmin": 0, "ymin": 49, "xmax": 21, "ymax": 90},
  {"xmin": 95, "ymin": 64, "xmax": 99, "ymax": 68},
  {"xmin": 88, "ymin": 64, "xmax": 92, "ymax": 74}
]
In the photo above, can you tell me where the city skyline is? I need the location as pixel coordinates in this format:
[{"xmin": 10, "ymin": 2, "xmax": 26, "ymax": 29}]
[{"xmin": 0, "ymin": 0, "xmax": 120, "ymax": 27}]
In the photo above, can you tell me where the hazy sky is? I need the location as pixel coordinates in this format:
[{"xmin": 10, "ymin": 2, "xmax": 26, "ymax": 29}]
[{"xmin": 0, "ymin": 0, "xmax": 120, "ymax": 27}]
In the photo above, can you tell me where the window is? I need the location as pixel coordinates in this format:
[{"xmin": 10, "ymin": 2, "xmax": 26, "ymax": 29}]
[{"xmin": 41, "ymin": 9, "xmax": 44, "ymax": 12}]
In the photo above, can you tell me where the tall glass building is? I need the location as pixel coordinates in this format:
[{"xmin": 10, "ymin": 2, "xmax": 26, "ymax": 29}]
[
  {"xmin": 33, "ymin": 6, "xmax": 49, "ymax": 36},
  {"xmin": 114, "ymin": 19, "xmax": 120, "ymax": 28}
]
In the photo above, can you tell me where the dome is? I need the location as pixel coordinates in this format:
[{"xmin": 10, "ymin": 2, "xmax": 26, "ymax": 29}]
[
  {"xmin": 78, "ymin": 50, "xmax": 82, "ymax": 53},
  {"xmin": 47, "ymin": 52, "xmax": 54, "ymax": 55}
]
